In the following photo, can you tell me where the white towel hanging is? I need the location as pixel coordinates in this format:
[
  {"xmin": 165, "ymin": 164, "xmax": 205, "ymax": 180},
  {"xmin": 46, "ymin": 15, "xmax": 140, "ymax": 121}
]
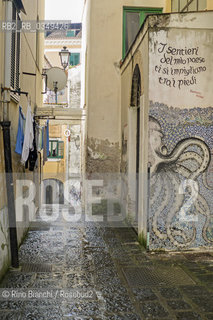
[{"xmin": 21, "ymin": 101, "xmax": 34, "ymax": 164}]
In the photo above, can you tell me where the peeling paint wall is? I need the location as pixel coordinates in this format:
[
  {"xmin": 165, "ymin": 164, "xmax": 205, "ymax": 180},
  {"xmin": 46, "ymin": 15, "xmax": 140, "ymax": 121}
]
[
  {"xmin": 82, "ymin": 0, "xmax": 166, "ymax": 175},
  {"xmin": 87, "ymin": 138, "xmax": 120, "ymax": 175},
  {"xmin": 68, "ymin": 66, "xmax": 81, "ymax": 109},
  {"xmin": 67, "ymin": 125, "xmax": 81, "ymax": 176}
]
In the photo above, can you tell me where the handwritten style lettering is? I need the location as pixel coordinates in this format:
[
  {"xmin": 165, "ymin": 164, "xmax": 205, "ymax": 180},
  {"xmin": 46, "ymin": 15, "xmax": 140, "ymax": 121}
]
[{"xmin": 155, "ymin": 43, "xmax": 206, "ymax": 90}]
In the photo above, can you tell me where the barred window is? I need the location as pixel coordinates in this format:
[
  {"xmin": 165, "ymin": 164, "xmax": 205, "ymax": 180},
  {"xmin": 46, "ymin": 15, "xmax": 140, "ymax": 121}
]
[
  {"xmin": 171, "ymin": 0, "xmax": 207, "ymax": 12},
  {"xmin": 11, "ymin": 3, "xmax": 21, "ymax": 90},
  {"xmin": 48, "ymin": 140, "xmax": 64, "ymax": 159}
]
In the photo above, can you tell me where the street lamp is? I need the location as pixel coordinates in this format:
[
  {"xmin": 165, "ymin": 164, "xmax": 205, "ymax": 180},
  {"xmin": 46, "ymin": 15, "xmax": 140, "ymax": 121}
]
[{"xmin": 59, "ymin": 46, "xmax": 70, "ymax": 69}]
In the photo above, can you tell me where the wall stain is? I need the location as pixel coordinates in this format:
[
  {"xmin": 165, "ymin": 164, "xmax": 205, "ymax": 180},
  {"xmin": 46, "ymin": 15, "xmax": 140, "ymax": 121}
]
[{"xmin": 86, "ymin": 138, "xmax": 120, "ymax": 174}]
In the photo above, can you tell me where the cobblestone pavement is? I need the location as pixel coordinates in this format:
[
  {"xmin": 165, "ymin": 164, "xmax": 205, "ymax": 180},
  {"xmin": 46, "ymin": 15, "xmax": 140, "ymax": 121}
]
[{"xmin": 0, "ymin": 206, "xmax": 213, "ymax": 319}]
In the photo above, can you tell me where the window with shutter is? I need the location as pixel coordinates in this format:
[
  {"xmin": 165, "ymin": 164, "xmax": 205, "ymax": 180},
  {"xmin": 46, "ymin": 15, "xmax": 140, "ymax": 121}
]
[
  {"xmin": 16, "ymin": 17, "xmax": 21, "ymax": 90},
  {"xmin": 11, "ymin": 3, "xmax": 16, "ymax": 88},
  {"xmin": 48, "ymin": 140, "xmax": 64, "ymax": 159},
  {"xmin": 66, "ymin": 30, "xmax": 75, "ymax": 37},
  {"xmin": 69, "ymin": 53, "xmax": 80, "ymax": 66},
  {"xmin": 58, "ymin": 141, "xmax": 64, "ymax": 158},
  {"xmin": 10, "ymin": 3, "xmax": 21, "ymax": 90}
]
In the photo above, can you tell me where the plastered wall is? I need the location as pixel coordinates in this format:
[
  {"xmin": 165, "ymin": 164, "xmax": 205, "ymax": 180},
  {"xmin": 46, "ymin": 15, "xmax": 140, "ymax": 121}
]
[
  {"xmin": 0, "ymin": 0, "xmax": 45, "ymax": 279},
  {"xmin": 83, "ymin": 0, "xmax": 166, "ymax": 174}
]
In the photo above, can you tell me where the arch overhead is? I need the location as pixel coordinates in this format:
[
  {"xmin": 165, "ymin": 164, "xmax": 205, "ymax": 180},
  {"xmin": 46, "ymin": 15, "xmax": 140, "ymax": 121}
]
[{"xmin": 130, "ymin": 64, "xmax": 141, "ymax": 107}]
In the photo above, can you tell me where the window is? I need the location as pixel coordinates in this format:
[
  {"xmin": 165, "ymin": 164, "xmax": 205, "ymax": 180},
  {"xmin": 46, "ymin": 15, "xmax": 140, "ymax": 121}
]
[
  {"xmin": 69, "ymin": 53, "xmax": 80, "ymax": 66},
  {"xmin": 11, "ymin": 3, "xmax": 21, "ymax": 90},
  {"xmin": 48, "ymin": 140, "xmax": 64, "ymax": 159},
  {"xmin": 123, "ymin": 7, "xmax": 163, "ymax": 58},
  {"xmin": 66, "ymin": 30, "xmax": 75, "ymax": 37},
  {"xmin": 171, "ymin": 0, "xmax": 207, "ymax": 12}
]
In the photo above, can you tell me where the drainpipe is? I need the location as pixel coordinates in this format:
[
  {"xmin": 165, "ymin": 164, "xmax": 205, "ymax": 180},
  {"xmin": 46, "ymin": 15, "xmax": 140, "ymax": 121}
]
[{"xmin": 0, "ymin": 0, "xmax": 19, "ymax": 268}]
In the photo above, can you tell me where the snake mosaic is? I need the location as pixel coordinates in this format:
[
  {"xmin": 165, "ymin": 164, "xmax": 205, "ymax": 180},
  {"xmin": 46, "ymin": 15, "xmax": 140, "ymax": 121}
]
[{"xmin": 149, "ymin": 101, "xmax": 213, "ymax": 250}]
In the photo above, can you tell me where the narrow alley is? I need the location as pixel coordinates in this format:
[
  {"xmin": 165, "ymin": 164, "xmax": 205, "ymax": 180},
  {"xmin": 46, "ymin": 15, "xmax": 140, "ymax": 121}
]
[
  {"xmin": 0, "ymin": 205, "xmax": 213, "ymax": 319},
  {"xmin": 0, "ymin": 0, "xmax": 213, "ymax": 319}
]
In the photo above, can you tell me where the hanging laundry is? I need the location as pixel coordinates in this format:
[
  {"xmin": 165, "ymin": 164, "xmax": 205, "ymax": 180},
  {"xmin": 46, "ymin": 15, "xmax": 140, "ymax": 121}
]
[
  {"xmin": 21, "ymin": 102, "xmax": 34, "ymax": 164},
  {"xmin": 43, "ymin": 120, "xmax": 50, "ymax": 164},
  {"xmin": 15, "ymin": 106, "xmax": 26, "ymax": 155},
  {"xmin": 35, "ymin": 125, "xmax": 39, "ymax": 151},
  {"xmin": 25, "ymin": 121, "xmax": 38, "ymax": 171}
]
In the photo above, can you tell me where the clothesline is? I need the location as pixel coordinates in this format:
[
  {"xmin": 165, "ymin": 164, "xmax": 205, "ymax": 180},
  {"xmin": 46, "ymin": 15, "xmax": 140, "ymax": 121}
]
[{"xmin": 15, "ymin": 102, "xmax": 50, "ymax": 171}]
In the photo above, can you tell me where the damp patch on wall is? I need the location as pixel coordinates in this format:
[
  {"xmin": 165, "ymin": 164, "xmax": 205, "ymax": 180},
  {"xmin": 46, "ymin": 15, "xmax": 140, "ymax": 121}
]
[{"xmin": 86, "ymin": 138, "xmax": 120, "ymax": 174}]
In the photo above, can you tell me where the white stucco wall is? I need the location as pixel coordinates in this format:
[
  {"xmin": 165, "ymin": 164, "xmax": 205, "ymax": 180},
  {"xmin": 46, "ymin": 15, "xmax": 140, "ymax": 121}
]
[{"xmin": 149, "ymin": 12, "xmax": 213, "ymax": 108}]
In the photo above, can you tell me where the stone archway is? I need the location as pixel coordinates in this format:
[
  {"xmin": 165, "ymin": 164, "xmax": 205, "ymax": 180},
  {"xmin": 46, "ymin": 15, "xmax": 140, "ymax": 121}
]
[{"xmin": 130, "ymin": 64, "xmax": 141, "ymax": 108}]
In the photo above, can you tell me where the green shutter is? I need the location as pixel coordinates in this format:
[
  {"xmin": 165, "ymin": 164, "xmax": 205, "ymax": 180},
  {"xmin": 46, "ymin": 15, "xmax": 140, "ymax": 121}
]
[
  {"xmin": 58, "ymin": 141, "xmax": 64, "ymax": 158},
  {"xmin": 48, "ymin": 140, "xmax": 64, "ymax": 159},
  {"xmin": 123, "ymin": 7, "xmax": 163, "ymax": 58},
  {"xmin": 69, "ymin": 53, "xmax": 80, "ymax": 66},
  {"xmin": 66, "ymin": 30, "xmax": 75, "ymax": 37}
]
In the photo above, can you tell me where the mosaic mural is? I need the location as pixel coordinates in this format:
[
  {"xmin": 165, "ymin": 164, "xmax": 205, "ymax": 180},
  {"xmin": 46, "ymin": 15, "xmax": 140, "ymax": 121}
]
[{"xmin": 149, "ymin": 101, "xmax": 213, "ymax": 250}]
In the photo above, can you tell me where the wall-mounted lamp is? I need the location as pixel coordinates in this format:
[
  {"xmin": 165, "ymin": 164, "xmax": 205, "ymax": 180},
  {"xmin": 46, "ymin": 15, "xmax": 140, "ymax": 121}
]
[{"xmin": 59, "ymin": 46, "xmax": 70, "ymax": 70}]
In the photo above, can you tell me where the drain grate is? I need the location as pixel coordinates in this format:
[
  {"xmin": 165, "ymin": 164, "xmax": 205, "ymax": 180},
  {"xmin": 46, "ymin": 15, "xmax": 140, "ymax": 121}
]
[
  {"xmin": 21, "ymin": 263, "xmax": 52, "ymax": 273},
  {"xmin": 122, "ymin": 265, "xmax": 195, "ymax": 287}
]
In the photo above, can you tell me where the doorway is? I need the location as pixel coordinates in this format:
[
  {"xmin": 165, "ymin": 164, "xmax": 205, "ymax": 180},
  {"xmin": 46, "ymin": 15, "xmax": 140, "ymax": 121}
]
[{"xmin": 130, "ymin": 64, "xmax": 141, "ymax": 225}]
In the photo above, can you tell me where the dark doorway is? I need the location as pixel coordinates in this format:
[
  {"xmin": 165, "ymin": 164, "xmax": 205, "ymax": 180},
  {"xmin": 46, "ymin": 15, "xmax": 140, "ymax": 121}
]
[
  {"xmin": 130, "ymin": 64, "xmax": 141, "ymax": 224},
  {"xmin": 43, "ymin": 179, "xmax": 64, "ymax": 205},
  {"xmin": 136, "ymin": 106, "xmax": 140, "ymax": 220},
  {"xmin": 46, "ymin": 185, "xmax": 53, "ymax": 204}
]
